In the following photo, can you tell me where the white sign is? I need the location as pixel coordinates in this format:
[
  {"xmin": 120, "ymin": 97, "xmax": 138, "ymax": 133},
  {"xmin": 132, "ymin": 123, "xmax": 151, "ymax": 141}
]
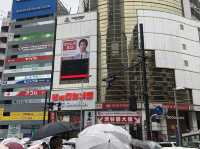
[
  {"xmin": 51, "ymin": 89, "xmax": 96, "ymax": 110},
  {"xmin": 96, "ymin": 111, "xmax": 141, "ymax": 124},
  {"xmin": 4, "ymin": 66, "xmax": 52, "ymax": 74},
  {"xmin": 84, "ymin": 111, "xmax": 95, "ymax": 128}
]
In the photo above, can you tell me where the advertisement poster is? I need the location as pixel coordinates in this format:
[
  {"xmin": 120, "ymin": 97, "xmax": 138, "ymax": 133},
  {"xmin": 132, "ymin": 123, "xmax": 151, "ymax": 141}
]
[{"xmin": 60, "ymin": 37, "xmax": 90, "ymax": 84}]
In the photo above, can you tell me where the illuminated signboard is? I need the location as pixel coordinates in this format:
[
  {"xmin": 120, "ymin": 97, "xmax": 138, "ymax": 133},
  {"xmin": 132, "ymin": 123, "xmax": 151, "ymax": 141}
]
[
  {"xmin": 4, "ymin": 90, "xmax": 47, "ymax": 97},
  {"xmin": 16, "ymin": 78, "xmax": 51, "ymax": 85},
  {"xmin": 0, "ymin": 112, "xmax": 48, "ymax": 121},
  {"xmin": 60, "ymin": 37, "xmax": 90, "ymax": 84},
  {"xmin": 96, "ymin": 111, "xmax": 141, "ymax": 124},
  {"xmin": 16, "ymin": 43, "xmax": 53, "ymax": 51},
  {"xmin": 12, "ymin": 99, "xmax": 46, "ymax": 104},
  {"xmin": 14, "ymin": 32, "xmax": 54, "ymax": 42},
  {"xmin": 15, "ymin": 74, "xmax": 51, "ymax": 81},
  {"xmin": 51, "ymin": 89, "xmax": 96, "ymax": 110},
  {"xmin": 4, "ymin": 66, "xmax": 52, "ymax": 74},
  {"xmin": 12, "ymin": 0, "xmax": 56, "ymax": 20},
  {"xmin": 6, "ymin": 55, "xmax": 52, "ymax": 63}
]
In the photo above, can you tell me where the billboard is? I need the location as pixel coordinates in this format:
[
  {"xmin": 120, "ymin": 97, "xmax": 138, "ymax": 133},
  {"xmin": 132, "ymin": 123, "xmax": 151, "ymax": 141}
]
[
  {"xmin": 13, "ymin": 42, "xmax": 53, "ymax": 52},
  {"xmin": 14, "ymin": 32, "xmax": 54, "ymax": 42},
  {"xmin": 60, "ymin": 37, "xmax": 90, "ymax": 83},
  {"xmin": 96, "ymin": 111, "xmax": 141, "ymax": 124},
  {"xmin": 12, "ymin": 0, "xmax": 56, "ymax": 20},
  {"xmin": 4, "ymin": 66, "xmax": 52, "ymax": 74},
  {"xmin": 6, "ymin": 55, "xmax": 52, "ymax": 63},
  {"xmin": 4, "ymin": 90, "xmax": 47, "ymax": 97}
]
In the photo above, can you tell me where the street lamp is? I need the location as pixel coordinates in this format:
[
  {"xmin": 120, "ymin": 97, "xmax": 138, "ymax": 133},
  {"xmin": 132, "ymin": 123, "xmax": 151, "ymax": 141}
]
[{"xmin": 173, "ymin": 87, "xmax": 185, "ymax": 146}]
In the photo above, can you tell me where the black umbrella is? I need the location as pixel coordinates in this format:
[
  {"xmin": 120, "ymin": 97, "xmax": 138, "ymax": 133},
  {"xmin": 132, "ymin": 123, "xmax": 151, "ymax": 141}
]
[{"xmin": 31, "ymin": 122, "xmax": 80, "ymax": 141}]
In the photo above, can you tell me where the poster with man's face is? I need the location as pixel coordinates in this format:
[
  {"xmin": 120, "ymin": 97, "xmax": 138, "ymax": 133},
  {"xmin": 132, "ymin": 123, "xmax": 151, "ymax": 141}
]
[{"xmin": 60, "ymin": 37, "xmax": 90, "ymax": 84}]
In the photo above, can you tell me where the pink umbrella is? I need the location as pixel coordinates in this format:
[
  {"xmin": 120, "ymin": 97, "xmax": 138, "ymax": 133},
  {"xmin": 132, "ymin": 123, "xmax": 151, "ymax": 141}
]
[{"xmin": 5, "ymin": 142, "xmax": 24, "ymax": 149}]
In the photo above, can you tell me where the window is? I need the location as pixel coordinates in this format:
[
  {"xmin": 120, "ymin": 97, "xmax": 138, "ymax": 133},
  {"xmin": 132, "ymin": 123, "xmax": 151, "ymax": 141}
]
[
  {"xmin": 182, "ymin": 44, "xmax": 186, "ymax": 50},
  {"xmin": 14, "ymin": 34, "xmax": 20, "ymax": 38},
  {"xmin": 9, "ymin": 66, "xmax": 16, "ymax": 69},
  {"xmin": 15, "ymin": 24, "xmax": 22, "ymax": 28},
  {"xmin": 12, "ymin": 44, "xmax": 19, "ymax": 49},
  {"xmin": 198, "ymin": 27, "xmax": 200, "ymax": 42},
  {"xmin": 184, "ymin": 60, "xmax": 189, "ymax": 66},
  {"xmin": 180, "ymin": 24, "xmax": 184, "ymax": 30},
  {"xmin": 3, "ymin": 112, "xmax": 10, "ymax": 116},
  {"xmin": 8, "ymin": 77, "xmax": 15, "ymax": 81},
  {"xmin": 10, "ymin": 55, "xmax": 17, "ymax": 58}
]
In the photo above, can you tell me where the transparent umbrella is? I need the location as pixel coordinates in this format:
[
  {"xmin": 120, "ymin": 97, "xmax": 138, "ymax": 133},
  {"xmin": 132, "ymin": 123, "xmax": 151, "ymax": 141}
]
[
  {"xmin": 76, "ymin": 132, "xmax": 130, "ymax": 149},
  {"xmin": 79, "ymin": 124, "xmax": 131, "ymax": 144}
]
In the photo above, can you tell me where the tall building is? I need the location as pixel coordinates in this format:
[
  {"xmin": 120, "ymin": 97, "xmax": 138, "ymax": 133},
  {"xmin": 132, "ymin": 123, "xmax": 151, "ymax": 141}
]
[
  {"xmin": 90, "ymin": 0, "xmax": 199, "ymax": 142},
  {"xmin": 0, "ymin": 0, "xmax": 68, "ymax": 138},
  {"xmin": 0, "ymin": 15, "xmax": 10, "ymax": 83}
]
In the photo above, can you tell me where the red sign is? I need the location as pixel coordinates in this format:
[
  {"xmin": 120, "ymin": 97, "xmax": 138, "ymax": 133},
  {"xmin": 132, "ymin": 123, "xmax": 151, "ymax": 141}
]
[
  {"xmin": 163, "ymin": 103, "xmax": 190, "ymax": 111},
  {"xmin": 63, "ymin": 40, "xmax": 77, "ymax": 51},
  {"xmin": 97, "ymin": 116, "xmax": 141, "ymax": 124},
  {"xmin": 6, "ymin": 55, "xmax": 52, "ymax": 63},
  {"xmin": 17, "ymin": 90, "xmax": 47, "ymax": 96},
  {"xmin": 4, "ymin": 90, "xmax": 47, "ymax": 97},
  {"xmin": 101, "ymin": 102, "xmax": 129, "ymax": 110},
  {"xmin": 51, "ymin": 91, "xmax": 94, "ymax": 101}
]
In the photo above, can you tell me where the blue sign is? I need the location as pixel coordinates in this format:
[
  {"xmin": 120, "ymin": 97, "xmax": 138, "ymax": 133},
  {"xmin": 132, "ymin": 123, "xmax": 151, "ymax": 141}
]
[
  {"xmin": 153, "ymin": 106, "xmax": 163, "ymax": 115},
  {"xmin": 12, "ymin": 0, "xmax": 56, "ymax": 20},
  {"xmin": 16, "ymin": 78, "xmax": 51, "ymax": 85}
]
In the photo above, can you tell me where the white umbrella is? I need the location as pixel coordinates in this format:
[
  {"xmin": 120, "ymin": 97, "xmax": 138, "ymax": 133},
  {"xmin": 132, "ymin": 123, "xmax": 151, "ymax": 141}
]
[
  {"xmin": 79, "ymin": 124, "xmax": 131, "ymax": 144},
  {"xmin": 0, "ymin": 144, "xmax": 8, "ymax": 149},
  {"xmin": 1, "ymin": 137, "xmax": 21, "ymax": 145},
  {"xmin": 76, "ymin": 132, "xmax": 129, "ymax": 149}
]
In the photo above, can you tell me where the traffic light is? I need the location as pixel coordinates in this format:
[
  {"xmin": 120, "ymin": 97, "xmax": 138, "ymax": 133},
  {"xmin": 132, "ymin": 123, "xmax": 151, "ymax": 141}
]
[{"xmin": 128, "ymin": 96, "xmax": 137, "ymax": 111}]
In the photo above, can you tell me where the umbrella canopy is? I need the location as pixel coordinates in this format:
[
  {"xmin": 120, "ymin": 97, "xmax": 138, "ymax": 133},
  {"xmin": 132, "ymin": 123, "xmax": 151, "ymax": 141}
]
[
  {"xmin": 0, "ymin": 144, "xmax": 8, "ymax": 149},
  {"xmin": 76, "ymin": 132, "xmax": 129, "ymax": 149},
  {"xmin": 5, "ymin": 142, "xmax": 24, "ymax": 149},
  {"xmin": 79, "ymin": 124, "xmax": 131, "ymax": 144},
  {"xmin": 31, "ymin": 122, "xmax": 79, "ymax": 141}
]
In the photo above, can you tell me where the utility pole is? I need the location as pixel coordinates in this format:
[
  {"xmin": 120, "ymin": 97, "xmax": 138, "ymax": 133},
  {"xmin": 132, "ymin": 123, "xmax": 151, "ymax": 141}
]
[
  {"xmin": 139, "ymin": 24, "xmax": 151, "ymax": 140},
  {"xmin": 43, "ymin": 91, "xmax": 48, "ymax": 126}
]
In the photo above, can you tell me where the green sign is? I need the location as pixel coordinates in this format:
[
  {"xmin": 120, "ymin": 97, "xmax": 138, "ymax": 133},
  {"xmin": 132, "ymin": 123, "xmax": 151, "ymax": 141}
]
[{"xmin": 14, "ymin": 32, "xmax": 54, "ymax": 42}]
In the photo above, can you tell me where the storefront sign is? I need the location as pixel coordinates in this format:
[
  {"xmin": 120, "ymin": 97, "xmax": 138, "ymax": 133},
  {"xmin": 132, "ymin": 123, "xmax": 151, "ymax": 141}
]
[
  {"xmin": 15, "ymin": 74, "xmax": 51, "ymax": 81},
  {"xmin": 51, "ymin": 89, "xmax": 96, "ymax": 110},
  {"xmin": 12, "ymin": 99, "xmax": 45, "ymax": 104},
  {"xmin": 101, "ymin": 102, "xmax": 129, "ymax": 109},
  {"xmin": 0, "ymin": 112, "xmax": 48, "ymax": 121},
  {"xmin": 14, "ymin": 32, "xmax": 54, "ymax": 42},
  {"xmin": 163, "ymin": 103, "xmax": 190, "ymax": 111},
  {"xmin": 96, "ymin": 111, "xmax": 141, "ymax": 124},
  {"xmin": 4, "ymin": 90, "xmax": 47, "ymax": 97},
  {"xmin": 12, "ymin": 0, "xmax": 56, "ymax": 20},
  {"xmin": 17, "ymin": 43, "xmax": 53, "ymax": 51},
  {"xmin": 4, "ymin": 66, "xmax": 52, "ymax": 74},
  {"xmin": 6, "ymin": 55, "xmax": 52, "ymax": 63},
  {"xmin": 5, "ymin": 78, "xmax": 51, "ymax": 85}
]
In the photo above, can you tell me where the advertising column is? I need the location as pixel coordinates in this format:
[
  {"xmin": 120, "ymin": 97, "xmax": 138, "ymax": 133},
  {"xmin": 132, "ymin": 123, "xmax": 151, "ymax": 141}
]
[{"xmin": 51, "ymin": 12, "xmax": 97, "ymax": 128}]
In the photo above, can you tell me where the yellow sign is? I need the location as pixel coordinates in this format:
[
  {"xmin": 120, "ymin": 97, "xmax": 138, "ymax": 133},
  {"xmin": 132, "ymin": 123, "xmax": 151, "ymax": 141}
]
[{"xmin": 0, "ymin": 112, "xmax": 48, "ymax": 121}]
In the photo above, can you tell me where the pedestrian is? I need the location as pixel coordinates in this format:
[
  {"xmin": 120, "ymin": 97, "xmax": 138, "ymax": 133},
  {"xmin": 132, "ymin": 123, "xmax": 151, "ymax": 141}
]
[
  {"xmin": 49, "ymin": 136, "xmax": 63, "ymax": 149},
  {"xmin": 41, "ymin": 142, "xmax": 49, "ymax": 149}
]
